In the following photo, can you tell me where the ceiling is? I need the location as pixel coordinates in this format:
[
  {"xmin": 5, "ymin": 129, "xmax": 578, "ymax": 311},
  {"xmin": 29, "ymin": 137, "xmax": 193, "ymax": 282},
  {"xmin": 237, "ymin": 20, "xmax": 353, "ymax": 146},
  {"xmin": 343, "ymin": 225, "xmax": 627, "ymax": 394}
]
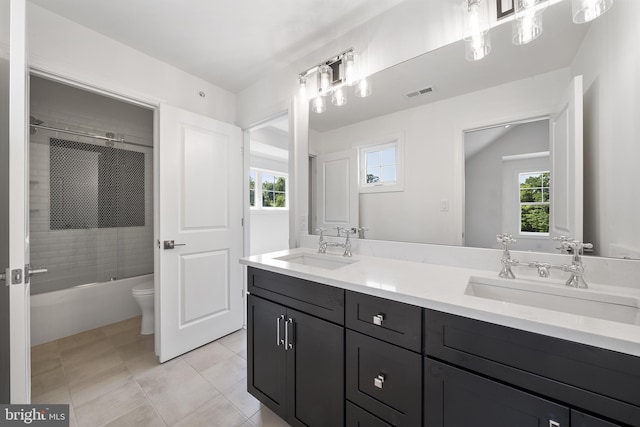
[{"xmin": 27, "ymin": 0, "xmax": 408, "ymax": 93}]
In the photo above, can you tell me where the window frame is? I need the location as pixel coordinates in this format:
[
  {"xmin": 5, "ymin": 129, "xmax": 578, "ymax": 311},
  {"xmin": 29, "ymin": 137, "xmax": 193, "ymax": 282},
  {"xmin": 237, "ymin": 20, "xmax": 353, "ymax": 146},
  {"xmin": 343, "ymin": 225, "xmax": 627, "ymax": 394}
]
[
  {"xmin": 249, "ymin": 167, "xmax": 289, "ymax": 210},
  {"xmin": 518, "ymin": 170, "xmax": 550, "ymax": 236},
  {"xmin": 358, "ymin": 135, "xmax": 404, "ymax": 194}
]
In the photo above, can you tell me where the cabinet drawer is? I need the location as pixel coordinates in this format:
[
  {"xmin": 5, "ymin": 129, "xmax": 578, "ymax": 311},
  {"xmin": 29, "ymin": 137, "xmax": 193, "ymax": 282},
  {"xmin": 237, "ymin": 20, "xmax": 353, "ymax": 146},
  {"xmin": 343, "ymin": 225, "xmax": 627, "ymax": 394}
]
[
  {"xmin": 346, "ymin": 330, "xmax": 422, "ymax": 426},
  {"xmin": 248, "ymin": 267, "xmax": 344, "ymax": 324},
  {"xmin": 346, "ymin": 291, "xmax": 422, "ymax": 352},
  {"xmin": 571, "ymin": 410, "xmax": 622, "ymax": 427},
  {"xmin": 346, "ymin": 401, "xmax": 392, "ymax": 427},
  {"xmin": 425, "ymin": 358, "xmax": 570, "ymax": 427},
  {"xmin": 425, "ymin": 309, "xmax": 640, "ymax": 426}
]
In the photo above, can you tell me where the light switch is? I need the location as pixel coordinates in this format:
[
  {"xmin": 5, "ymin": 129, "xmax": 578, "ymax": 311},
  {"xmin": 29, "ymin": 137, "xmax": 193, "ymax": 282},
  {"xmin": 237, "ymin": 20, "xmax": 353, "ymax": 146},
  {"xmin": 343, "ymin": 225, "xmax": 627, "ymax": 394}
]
[{"xmin": 440, "ymin": 199, "xmax": 449, "ymax": 212}]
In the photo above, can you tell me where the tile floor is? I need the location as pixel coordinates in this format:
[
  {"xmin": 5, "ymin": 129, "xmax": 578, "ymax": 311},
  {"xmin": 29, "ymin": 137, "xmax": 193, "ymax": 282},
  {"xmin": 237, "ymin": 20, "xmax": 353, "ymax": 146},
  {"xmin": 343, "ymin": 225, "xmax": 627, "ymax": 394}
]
[{"xmin": 31, "ymin": 316, "xmax": 290, "ymax": 427}]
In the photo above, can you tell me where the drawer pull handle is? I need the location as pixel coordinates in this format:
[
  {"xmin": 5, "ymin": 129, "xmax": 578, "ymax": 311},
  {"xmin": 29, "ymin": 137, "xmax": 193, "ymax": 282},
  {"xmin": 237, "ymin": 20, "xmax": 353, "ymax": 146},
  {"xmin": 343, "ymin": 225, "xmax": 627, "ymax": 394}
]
[
  {"xmin": 373, "ymin": 314, "xmax": 384, "ymax": 326},
  {"xmin": 374, "ymin": 374, "xmax": 385, "ymax": 389},
  {"xmin": 276, "ymin": 315, "xmax": 285, "ymax": 346},
  {"xmin": 549, "ymin": 421, "xmax": 560, "ymax": 427}
]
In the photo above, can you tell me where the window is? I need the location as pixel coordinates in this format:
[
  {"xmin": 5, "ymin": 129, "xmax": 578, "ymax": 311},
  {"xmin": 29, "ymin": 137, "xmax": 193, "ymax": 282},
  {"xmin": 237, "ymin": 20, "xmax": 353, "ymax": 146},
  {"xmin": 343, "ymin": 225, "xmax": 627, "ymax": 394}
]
[
  {"xmin": 249, "ymin": 168, "xmax": 287, "ymax": 209},
  {"xmin": 519, "ymin": 171, "xmax": 550, "ymax": 234},
  {"xmin": 359, "ymin": 137, "xmax": 404, "ymax": 193}
]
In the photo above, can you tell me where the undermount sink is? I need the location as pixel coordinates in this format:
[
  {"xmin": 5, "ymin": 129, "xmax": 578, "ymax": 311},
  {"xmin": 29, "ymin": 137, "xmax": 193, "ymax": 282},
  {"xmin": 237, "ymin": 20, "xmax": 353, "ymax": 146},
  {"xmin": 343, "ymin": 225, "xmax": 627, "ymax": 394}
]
[
  {"xmin": 465, "ymin": 276, "xmax": 640, "ymax": 326},
  {"xmin": 274, "ymin": 253, "xmax": 358, "ymax": 270}
]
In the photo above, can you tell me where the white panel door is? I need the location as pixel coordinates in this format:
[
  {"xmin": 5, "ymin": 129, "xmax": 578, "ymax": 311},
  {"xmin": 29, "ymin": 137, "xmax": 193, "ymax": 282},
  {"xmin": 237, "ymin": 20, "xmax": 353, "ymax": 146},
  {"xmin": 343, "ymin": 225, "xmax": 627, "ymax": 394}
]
[
  {"xmin": 550, "ymin": 76, "xmax": 583, "ymax": 241},
  {"xmin": 158, "ymin": 104, "xmax": 243, "ymax": 362},
  {"xmin": 315, "ymin": 150, "xmax": 359, "ymax": 235}
]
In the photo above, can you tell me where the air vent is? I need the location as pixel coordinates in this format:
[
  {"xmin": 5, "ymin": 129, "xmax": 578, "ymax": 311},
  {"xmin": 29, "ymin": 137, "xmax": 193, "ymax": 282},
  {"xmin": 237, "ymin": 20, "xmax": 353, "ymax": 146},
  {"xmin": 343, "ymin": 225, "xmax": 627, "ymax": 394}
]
[{"xmin": 406, "ymin": 86, "xmax": 434, "ymax": 98}]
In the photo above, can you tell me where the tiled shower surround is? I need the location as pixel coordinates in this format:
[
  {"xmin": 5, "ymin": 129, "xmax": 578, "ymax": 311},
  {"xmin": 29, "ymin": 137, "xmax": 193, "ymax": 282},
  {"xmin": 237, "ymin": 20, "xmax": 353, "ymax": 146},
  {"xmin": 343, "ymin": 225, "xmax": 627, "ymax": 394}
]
[{"xmin": 29, "ymin": 96, "xmax": 153, "ymax": 295}]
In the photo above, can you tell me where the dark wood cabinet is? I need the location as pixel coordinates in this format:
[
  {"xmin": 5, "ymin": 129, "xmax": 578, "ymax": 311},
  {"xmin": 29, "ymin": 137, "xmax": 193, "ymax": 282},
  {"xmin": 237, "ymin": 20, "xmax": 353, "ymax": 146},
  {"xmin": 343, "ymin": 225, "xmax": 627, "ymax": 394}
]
[
  {"xmin": 247, "ymin": 266, "xmax": 345, "ymax": 427},
  {"xmin": 346, "ymin": 401, "xmax": 393, "ymax": 427},
  {"xmin": 425, "ymin": 358, "xmax": 570, "ymax": 427},
  {"xmin": 571, "ymin": 411, "xmax": 624, "ymax": 427}
]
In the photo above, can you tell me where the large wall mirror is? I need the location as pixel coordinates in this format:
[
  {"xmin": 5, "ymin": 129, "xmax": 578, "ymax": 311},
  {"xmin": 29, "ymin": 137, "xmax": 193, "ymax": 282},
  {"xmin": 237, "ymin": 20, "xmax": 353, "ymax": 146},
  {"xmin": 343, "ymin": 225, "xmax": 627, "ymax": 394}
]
[{"xmin": 308, "ymin": 0, "xmax": 640, "ymax": 260}]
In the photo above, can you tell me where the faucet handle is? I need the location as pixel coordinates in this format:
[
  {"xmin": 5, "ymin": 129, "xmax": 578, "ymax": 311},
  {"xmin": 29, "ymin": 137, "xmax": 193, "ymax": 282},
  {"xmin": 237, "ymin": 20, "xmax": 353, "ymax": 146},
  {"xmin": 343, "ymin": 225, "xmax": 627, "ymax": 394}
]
[
  {"xmin": 315, "ymin": 228, "xmax": 327, "ymax": 236},
  {"xmin": 496, "ymin": 233, "xmax": 516, "ymax": 246},
  {"xmin": 562, "ymin": 241, "xmax": 593, "ymax": 255}
]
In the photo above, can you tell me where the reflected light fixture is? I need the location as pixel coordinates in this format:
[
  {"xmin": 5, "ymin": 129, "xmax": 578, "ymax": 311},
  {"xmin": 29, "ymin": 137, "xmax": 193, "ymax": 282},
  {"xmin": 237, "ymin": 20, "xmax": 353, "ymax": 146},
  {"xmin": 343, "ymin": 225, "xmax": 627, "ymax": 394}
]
[
  {"xmin": 462, "ymin": 0, "xmax": 491, "ymax": 61},
  {"xmin": 572, "ymin": 0, "xmax": 613, "ymax": 23},
  {"xmin": 355, "ymin": 78, "xmax": 372, "ymax": 98},
  {"xmin": 332, "ymin": 85, "xmax": 348, "ymax": 106},
  {"xmin": 299, "ymin": 48, "xmax": 372, "ymax": 113},
  {"xmin": 311, "ymin": 96, "xmax": 326, "ymax": 114},
  {"xmin": 513, "ymin": 0, "xmax": 547, "ymax": 45}
]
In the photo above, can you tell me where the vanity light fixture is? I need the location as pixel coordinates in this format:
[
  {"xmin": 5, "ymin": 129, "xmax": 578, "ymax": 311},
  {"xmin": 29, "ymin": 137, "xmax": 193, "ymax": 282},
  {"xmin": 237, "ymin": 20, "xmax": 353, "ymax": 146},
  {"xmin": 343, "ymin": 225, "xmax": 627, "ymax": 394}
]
[
  {"xmin": 513, "ymin": 0, "xmax": 547, "ymax": 45},
  {"xmin": 299, "ymin": 48, "xmax": 372, "ymax": 113},
  {"xmin": 332, "ymin": 85, "xmax": 348, "ymax": 106},
  {"xmin": 311, "ymin": 96, "xmax": 327, "ymax": 114},
  {"xmin": 354, "ymin": 78, "xmax": 372, "ymax": 98},
  {"xmin": 462, "ymin": 0, "xmax": 492, "ymax": 61},
  {"xmin": 572, "ymin": 0, "xmax": 613, "ymax": 23}
]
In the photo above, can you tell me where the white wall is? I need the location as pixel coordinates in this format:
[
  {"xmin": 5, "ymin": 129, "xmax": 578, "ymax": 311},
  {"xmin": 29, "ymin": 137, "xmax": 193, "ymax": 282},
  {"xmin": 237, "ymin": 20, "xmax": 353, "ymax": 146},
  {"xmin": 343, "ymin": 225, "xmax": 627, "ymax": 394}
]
[
  {"xmin": 465, "ymin": 120, "xmax": 549, "ymax": 250},
  {"xmin": 25, "ymin": 3, "xmax": 236, "ymax": 122},
  {"xmin": 310, "ymin": 68, "xmax": 570, "ymax": 245},
  {"xmin": 571, "ymin": 0, "xmax": 640, "ymax": 258}
]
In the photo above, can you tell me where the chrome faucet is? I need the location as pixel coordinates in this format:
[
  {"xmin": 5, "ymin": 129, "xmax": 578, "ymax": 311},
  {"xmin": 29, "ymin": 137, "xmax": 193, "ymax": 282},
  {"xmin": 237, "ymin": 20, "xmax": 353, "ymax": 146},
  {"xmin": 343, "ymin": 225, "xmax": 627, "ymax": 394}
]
[
  {"xmin": 560, "ymin": 241, "xmax": 593, "ymax": 288},
  {"xmin": 497, "ymin": 233, "xmax": 518, "ymax": 279},
  {"xmin": 316, "ymin": 228, "xmax": 328, "ymax": 253},
  {"xmin": 316, "ymin": 227, "xmax": 354, "ymax": 257}
]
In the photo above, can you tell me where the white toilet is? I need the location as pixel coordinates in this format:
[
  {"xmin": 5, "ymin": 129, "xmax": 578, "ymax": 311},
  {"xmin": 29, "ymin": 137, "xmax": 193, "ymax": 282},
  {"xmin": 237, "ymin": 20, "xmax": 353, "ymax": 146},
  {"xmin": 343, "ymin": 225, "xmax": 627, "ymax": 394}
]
[{"xmin": 132, "ymin": 281, "xmax": 154, "ymax": 335}]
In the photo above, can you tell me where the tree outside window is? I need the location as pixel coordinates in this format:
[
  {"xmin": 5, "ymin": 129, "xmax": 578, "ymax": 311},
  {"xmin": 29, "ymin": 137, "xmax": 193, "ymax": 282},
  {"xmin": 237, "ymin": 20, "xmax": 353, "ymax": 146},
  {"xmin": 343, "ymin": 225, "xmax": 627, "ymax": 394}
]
[
  {"xmin": 519, "ymin": 171, "xmax": 550, "ymax": 233},
  {"xmin": 249, "ymin": 169, "xmax": 287, "ymax": 209}
]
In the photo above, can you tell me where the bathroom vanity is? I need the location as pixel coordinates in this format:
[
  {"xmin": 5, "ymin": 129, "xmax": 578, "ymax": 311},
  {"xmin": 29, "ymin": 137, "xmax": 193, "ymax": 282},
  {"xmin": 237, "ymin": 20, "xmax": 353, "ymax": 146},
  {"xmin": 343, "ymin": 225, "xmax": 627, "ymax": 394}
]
[{"xmin": 242, "ymin": 248, "xmax": 640, "ymax": 427}]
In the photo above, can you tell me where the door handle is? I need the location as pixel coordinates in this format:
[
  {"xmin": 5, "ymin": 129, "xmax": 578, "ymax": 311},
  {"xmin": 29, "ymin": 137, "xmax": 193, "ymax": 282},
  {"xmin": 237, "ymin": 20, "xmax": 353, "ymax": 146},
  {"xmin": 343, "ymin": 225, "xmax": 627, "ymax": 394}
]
[
  {"xmin": 284, "ymin": 318, "xmax": 293, "ymax": 350},
  {"xmin": 163, "ymin": 240, "xmax": 186, "ymax": 249},
  {"xmin": 276, "ymin": 315, "xmax": 285, "ymax": 346},
  {"xmin": 29, "ymin": 267, "xmax": 48, "ymax": 276}
]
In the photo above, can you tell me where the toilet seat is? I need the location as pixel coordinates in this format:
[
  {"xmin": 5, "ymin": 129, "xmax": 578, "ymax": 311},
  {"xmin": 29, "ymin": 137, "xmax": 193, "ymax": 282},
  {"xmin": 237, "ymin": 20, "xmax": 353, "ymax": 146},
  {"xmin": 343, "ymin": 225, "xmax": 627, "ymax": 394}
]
[{"xmin": 132, "ymin": 282, "xmax": 154, "ymax": 296}]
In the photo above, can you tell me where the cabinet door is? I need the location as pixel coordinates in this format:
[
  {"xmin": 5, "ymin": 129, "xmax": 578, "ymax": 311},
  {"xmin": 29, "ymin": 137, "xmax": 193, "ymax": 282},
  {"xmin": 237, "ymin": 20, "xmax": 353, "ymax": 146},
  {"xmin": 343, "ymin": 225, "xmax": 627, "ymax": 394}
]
[
  {"xmin": 425, "ymin": 358, "xmax": 570, "ymax": 427},
  {"xmin": 287, "ymin": 308, "xmax": 344, "ymax": 427},
  {"xmin": 247, "ymin": 295, "xmax": 287, "ymax": 419},
  {"xmin": 571, "ymin": 411, "xmax": 622, "ymax": 427}
]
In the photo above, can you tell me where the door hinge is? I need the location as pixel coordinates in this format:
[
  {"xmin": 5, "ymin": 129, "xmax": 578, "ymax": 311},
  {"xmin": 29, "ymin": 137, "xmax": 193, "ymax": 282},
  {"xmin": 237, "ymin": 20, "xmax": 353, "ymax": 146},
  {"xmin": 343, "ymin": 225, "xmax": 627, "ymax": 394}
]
[{"xmin": 241, "ymin": 218, "xmax": 244, "ymax": 227}]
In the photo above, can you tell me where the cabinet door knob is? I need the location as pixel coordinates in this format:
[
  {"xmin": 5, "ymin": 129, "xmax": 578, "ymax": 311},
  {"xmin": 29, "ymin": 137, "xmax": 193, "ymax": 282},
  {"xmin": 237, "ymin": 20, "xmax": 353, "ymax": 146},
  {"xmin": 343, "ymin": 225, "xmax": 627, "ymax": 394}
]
[
  {"xmin": 374, "ymin": 374, "xmax": 385, "ymax": 389},
  {"xmin": 373, "ymin": 314, "xmax": 384, "ymax": 326},
  {"xmin": 285, "ymin": 318, "xmax": 294, "ymax": 350},
  {"xmin": 549, "ymin": 421, "xmax": 560, "ymax": 427}
]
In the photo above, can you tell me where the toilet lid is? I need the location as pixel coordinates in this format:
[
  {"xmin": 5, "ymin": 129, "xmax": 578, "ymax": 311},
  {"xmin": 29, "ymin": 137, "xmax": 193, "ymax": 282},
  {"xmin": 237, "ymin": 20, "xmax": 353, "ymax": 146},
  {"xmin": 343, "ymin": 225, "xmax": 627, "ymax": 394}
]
[{"xmin": 132, "ymin": 282, "xmax": 154, "ymax": 295}]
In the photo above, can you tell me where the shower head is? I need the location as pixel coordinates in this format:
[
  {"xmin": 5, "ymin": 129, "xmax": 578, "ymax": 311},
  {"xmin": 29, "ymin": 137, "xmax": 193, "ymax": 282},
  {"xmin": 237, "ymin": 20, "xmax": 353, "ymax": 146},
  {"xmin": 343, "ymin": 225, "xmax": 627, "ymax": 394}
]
[{"xmin": 29, "ymin": 116, "xmax": 43, "ymax": 135}]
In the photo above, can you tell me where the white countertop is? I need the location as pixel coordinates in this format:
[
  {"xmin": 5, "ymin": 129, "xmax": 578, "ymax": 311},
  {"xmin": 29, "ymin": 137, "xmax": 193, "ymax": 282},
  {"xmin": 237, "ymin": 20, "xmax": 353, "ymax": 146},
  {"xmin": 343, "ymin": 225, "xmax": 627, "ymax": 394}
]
[{"xmin": 241, "ymin": 248, "xmax": 640, "ymax": 357}]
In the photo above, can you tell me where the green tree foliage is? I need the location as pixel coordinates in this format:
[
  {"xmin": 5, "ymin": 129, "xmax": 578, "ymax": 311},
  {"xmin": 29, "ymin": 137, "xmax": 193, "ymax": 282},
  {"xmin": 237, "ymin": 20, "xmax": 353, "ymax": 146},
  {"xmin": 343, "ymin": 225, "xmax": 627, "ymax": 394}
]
[
  {"xmin": 520, "ymin": 172, "xmax": 550, "ymax": 233},
  {"xmin": 367, "ymin": 173, "xmax": 380, "ymax": 183},
  {"xmin": 262, "ymin": 176, "xmax": 286, "ymax": 207}
]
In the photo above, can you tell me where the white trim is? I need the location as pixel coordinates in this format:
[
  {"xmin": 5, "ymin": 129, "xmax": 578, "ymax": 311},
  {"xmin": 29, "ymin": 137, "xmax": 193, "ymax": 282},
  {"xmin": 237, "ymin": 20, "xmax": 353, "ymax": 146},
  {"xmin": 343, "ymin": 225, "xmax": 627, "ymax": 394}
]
[
  {"xmin": 357, "ymin": 132, "xmax": 405, "ymax": 194},
  {"xmin": 502, "ymin": 151, "xmax": 550, "ymax": 162}
]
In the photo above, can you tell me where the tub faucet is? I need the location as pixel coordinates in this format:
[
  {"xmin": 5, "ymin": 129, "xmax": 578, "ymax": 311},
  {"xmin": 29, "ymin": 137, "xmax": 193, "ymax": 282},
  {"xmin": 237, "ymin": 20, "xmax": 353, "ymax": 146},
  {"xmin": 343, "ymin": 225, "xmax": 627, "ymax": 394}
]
[
  {"xmin": 497, "ymin": 233, "xmax": 518, "ymax": 279},
  {"xmin": 560, "ymin": 241, "xmax": 593, "ymax": 288}
]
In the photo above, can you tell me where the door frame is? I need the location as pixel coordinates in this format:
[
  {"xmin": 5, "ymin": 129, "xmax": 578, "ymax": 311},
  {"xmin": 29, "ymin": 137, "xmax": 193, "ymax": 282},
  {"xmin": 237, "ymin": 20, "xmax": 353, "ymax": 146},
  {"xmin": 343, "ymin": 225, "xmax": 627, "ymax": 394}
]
[
  {"xmin": 25, "ymin": 68, "xmax": 161, "ymax": 364},
  {"xmin": 455, "ymin": 111, "xmax": 552, "ymax": 247}
]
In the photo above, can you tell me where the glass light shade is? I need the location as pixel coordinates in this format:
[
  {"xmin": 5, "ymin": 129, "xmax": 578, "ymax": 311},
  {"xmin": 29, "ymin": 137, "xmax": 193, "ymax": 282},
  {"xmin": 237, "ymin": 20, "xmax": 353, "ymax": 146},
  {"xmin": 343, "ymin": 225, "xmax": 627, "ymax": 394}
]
[
  {"xmin": 331, "ymin": 86, "xmax": 347, "ymax": 106},
  {"xmin": 343, "ymin": 51, "xmax": 357, "ymax": 86},
  {"xmin": 462, "ymin": 0, "xmax": 490, "ymax": 41},
  {"xmin": 572, "ymin": 0, "xmax": 613, "ymax": 23},
  {"xmin": 298, "ymin": 74, "xmax": 307, "ymax": 99},
  {"xmin": 512, "ymin": 12, "xmax": 543, "ymax": 45},
  {"xmin": 355, "ymin": 78, "xmax": 372, "ymax": 98},
  {"xmin": 465, "ymin": 33, "xmax": 491, "ymax": 61},
  {"xmin": 311, "ymin": 96, "xmax": 326, "ymax": 114},
  {"xmin": 317, "ymin": 64, "xmax": 333, "ymax": 96}
]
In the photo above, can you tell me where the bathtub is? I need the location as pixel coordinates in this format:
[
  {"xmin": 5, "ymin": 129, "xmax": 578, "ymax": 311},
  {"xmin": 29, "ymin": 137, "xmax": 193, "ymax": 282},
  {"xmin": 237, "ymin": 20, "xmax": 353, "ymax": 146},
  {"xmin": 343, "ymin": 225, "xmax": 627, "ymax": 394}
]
[{"xmin": 30, "ymin": 274, "xmax": 153, "ymax": 346}]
